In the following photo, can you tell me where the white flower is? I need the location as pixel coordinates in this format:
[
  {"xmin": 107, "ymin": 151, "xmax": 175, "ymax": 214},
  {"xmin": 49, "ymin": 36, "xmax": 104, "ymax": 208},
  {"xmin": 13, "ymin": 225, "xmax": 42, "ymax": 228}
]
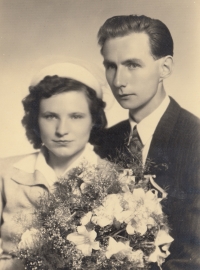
[
  {"xmin": 128, "ymin": 249, "xmax": 144, "ymax": 267},
  {"xmin": 106, "ymin": 237, "xmax": 144, "ymax": 267},
  {"xmin": 105, "ymin": 237, "xmax": 132, "ymax": 259},
  {"xmin": 149, "ymin": 229, "xmax": 174, "ymax": 268},
  {"xmin": 121, "ymin": 188, "xmax": 162, "ymax": 235},
  {"xmin": 92, "ymin": 194, "xmax": 123, "ymax": 227},
  {"xmin": 115, "ymin": 210, "xmax": 133, "ymax": 224},
  {"xmin": 67, "ymin": 226, "xmax": 100, "ymax": 256},
  {"xmin": 18, "ymin": 228, "xmax": 40, "ymax": 250},
  {"xmin": 123, "ymin": 188, "xmax": 144, "ymax": 211},
  {"xmin": 81, "ymin": 211, "xmax": 92, "ymax": 225},
  {"xmin": 145, "ymin": 189, "xmax": 163, "ymax": 215},
  {"xmin": 126, "ymin": 221, "xmax": 147, "ymax": 235}
]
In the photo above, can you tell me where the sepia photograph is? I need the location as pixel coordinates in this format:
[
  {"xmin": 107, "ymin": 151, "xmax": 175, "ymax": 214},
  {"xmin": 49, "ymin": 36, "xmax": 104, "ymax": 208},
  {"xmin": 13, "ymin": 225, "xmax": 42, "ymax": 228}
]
[{"xmin": 0, "ymin": 0, "xmax": 200, "ymax": 269}]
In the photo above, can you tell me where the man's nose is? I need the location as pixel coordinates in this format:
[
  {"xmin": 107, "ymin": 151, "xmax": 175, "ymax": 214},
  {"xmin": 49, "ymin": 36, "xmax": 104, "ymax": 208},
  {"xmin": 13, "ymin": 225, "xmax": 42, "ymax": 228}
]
[
  {"xmin": 113, "ymin": 67, "xmax": 127, "ymax": 89},
  {"xmin": 55, "ymin": 119, "xmax": 69, "ymax": 136}
]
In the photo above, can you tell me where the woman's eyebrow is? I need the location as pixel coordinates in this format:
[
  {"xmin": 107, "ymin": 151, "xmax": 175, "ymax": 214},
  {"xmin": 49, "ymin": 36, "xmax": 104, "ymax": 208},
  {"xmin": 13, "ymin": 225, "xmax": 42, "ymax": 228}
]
[{"xmin": 40, "ymin": 111, "xmax": 58, "ymax": 115}]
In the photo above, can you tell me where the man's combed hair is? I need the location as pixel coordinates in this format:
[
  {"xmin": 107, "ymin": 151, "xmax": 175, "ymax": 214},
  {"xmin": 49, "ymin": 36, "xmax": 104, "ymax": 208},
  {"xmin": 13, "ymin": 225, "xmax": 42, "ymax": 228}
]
[
  {"xmin": 22, "ymin": 76, "xmax": 107, "ymax": 149},
  {"xmin": 98, "ymin": 15, "xmax": 174, "ymax": 59}
]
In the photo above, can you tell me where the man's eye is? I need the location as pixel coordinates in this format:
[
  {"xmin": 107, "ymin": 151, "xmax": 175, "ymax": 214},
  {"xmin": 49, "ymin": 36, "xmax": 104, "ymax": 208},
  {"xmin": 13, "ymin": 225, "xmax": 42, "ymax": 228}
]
[
  {"xmin": 127, "ymin": 63, "xmax": 140, "ymax": 69},
  {"xmin": 104, "ymin": 63, "xmax": 116, "ymax": 70},
  {"xmin": 108, "ymin": 64, "xmax": 116, "ymax": 69}
]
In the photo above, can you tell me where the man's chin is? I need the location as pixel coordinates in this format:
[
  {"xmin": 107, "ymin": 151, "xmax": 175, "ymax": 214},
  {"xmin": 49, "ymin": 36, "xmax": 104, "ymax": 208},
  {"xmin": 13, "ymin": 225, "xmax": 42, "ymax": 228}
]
[{"xmin": 117, "ymin": 100, "xmax": 137, "ymax": 110}]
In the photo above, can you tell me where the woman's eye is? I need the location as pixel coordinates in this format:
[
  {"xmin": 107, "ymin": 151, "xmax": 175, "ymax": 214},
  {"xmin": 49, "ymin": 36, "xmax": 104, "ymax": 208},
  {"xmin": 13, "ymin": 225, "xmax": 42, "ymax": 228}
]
[
  {"xmin": 71, "ymin": 114, "xmax": 83, "ymax": 119},
  {"xmin": 44, "ymin": 115, "xmax": 57, "ymax": 120}
]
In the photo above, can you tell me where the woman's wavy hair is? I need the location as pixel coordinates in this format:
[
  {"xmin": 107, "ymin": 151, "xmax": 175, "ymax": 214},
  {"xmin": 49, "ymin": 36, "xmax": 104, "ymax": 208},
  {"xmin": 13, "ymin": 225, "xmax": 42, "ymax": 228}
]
[{"xmin": 22, "ymin": 75, "xmax": 107, "ymax": 149}]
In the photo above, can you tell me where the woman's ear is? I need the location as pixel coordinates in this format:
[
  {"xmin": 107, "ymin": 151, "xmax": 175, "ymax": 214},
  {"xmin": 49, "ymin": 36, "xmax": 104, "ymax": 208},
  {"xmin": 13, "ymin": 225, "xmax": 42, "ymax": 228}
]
[{"xmin": 159, "ymin": 56, "xmax": 173, "ymax": 81}]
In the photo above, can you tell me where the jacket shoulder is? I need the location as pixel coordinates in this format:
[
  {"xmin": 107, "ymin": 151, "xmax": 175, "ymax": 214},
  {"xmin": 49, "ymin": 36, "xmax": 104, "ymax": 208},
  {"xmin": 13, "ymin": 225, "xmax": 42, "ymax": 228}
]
[
  {"xmin": 177, "ymin": 108, "xmax": 200, "ymax": 141},
  {"xmin": 104, "ymin": 119, "xmax": 130, "ymax": 135},
  {"xmin": 169, "ymin": 97, "xmax": 200, "ymax": 127},
  {"xmin": 180, "ymin": 108, "xmax": 200, "ymax": 126}
]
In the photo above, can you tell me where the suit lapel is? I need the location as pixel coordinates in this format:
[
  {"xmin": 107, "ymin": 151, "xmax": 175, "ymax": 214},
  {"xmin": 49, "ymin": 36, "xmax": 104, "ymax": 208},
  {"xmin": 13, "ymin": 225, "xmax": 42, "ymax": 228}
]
[{"xmin": 147, "ymin": 97, "xmax": 181, "ymax": 168}]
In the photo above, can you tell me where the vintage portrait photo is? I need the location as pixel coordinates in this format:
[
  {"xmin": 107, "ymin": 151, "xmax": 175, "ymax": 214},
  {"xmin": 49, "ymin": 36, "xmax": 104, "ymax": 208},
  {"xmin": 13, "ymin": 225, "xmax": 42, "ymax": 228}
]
[{"xmin": 0, "ymin": 1, "xmax": 199, "ymax": 269}]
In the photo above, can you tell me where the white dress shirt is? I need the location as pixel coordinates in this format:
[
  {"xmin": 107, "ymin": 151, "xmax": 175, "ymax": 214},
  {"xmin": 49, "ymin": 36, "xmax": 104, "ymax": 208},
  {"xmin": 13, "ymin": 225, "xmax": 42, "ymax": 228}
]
[{"xmin": 129, "ymin": 96, "xmax": 170, "ymax": 164}]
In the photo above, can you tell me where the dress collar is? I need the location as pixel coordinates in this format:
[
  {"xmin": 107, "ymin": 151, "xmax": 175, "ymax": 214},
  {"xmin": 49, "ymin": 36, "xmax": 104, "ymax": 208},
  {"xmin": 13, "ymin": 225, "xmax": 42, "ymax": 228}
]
[{"xmin": 12, "ymin": 143, "xmax": 98, "ymax": 188}]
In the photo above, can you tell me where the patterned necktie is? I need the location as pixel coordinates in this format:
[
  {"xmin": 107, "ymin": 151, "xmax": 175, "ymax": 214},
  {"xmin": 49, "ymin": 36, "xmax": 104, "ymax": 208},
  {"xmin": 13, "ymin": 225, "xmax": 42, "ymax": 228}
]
[{"xmin": 129, "ymin": 125, "xmax": 143, "ymax": 156}]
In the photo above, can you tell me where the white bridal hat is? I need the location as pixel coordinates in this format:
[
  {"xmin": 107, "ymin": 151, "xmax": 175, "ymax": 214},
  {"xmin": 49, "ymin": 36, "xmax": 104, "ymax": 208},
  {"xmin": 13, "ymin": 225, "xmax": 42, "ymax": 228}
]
[{"xmin": 30, "ymin": 62, "xmax": 103, "ymax": 98}]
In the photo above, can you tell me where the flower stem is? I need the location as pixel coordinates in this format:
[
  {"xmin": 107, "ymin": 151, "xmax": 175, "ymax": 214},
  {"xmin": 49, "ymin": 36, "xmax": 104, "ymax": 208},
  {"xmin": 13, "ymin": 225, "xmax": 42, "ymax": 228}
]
[{"xmin": 111, "ymin": 228, "xmax": 126, "ymax": 237}]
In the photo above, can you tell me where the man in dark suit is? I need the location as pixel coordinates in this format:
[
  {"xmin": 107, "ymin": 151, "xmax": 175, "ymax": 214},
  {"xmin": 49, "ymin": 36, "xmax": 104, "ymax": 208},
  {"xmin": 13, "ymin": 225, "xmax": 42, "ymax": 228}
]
[{"xmin": 96, "ymin": 15, "xmax": 200, "ymax": 269}]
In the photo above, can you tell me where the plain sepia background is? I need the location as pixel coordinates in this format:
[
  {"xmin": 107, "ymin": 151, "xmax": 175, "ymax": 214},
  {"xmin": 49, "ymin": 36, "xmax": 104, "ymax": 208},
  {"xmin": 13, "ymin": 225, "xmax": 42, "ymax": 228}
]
[{"xmin": 0, "ymin": 0, "xmax": 200, "ymax": 158}]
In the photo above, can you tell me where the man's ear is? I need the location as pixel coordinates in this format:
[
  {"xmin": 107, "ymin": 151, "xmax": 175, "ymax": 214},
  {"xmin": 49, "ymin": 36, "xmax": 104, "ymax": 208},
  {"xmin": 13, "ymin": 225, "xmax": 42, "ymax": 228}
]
[{"xmin": 159, "ymin": 56, "xmax": 173, "ymax": 81}]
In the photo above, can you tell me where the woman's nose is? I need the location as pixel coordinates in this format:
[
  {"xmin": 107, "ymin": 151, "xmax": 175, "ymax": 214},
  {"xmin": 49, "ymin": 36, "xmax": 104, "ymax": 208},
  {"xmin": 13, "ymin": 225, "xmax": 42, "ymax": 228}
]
[{"xmin": 55, "ymin": 119, "xmax": 69, "ymax": 137}]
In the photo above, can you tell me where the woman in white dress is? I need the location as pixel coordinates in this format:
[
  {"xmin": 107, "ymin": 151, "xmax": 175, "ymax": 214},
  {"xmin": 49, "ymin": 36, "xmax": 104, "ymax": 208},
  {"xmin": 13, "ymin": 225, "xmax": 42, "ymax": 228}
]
[{"xmin": 0, "ymin": 62, "xmax": 107, "ymax": 269}]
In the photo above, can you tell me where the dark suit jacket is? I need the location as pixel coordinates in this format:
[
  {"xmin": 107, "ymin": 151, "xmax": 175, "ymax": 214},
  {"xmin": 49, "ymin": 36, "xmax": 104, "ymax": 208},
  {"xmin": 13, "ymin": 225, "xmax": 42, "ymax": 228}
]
[{"xmin": 95, "ymin": 97, "xmax": 200, "ymax": 270}]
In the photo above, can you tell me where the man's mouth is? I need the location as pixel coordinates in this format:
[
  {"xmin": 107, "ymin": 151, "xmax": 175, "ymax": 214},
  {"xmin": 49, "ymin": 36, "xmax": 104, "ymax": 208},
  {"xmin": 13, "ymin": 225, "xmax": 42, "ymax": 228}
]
[{"xmin": 118, "ymin": 93, "xmax": 135, "ymax": 98}]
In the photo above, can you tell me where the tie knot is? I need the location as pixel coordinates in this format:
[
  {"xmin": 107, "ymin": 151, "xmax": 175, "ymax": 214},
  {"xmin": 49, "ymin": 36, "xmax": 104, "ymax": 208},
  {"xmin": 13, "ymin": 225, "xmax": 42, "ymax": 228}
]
[{"xmin": 132, "ymin": 125, "xmax": 139, "ymax": 138}]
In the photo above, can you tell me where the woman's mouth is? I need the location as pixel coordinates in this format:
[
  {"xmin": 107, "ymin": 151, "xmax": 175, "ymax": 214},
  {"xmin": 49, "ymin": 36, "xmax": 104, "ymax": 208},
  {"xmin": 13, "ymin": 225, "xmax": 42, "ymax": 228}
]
[{"xmin": 53, "ymin": 140, "xmax": 73, "ymax": 145}]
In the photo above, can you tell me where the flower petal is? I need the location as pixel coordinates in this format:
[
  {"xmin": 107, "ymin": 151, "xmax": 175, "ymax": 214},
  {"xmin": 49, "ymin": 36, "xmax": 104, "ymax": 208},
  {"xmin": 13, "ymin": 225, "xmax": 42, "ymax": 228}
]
[
  {"xmin": 88, "ymin": 230, "xmax": 97, "ymax": 241},
  {"xmin": 81, "ymin": 212, "xmax": 92, "ymax": 225},
  {"xmin": 77, "ymin": 243, "xmax": 92, "ymax": 256},
  {"xmin": 136, "ymin": 223, "xmax": 147, "ymax": 235},
  {"xmin": 155, "ymin": 230, "xmax": 174, "ymax": 246},
  {"xmin": 115, "ymin": 210, "xmax": 133, "ymax": 223},
  {"xmin": 67, "ymin": 233, "xmax": 85, "ymax": 245},
  {"xmin": 126, "ymin": 224, "xmax": 135, "ymax": 235},
  {"xmin": 77, "ymin": 225, "xmax": 88, "ymax": 235},
  {"xmin": 133, "ymin": 188, "xmax": 145, "ymax": 199},
  {"xmin": 91, "ymin": 241, "xmax": 100, "ymax": 250},
  {"xmin": 92, "ymin": 216, "xmax": 113, "ymax": 227}
]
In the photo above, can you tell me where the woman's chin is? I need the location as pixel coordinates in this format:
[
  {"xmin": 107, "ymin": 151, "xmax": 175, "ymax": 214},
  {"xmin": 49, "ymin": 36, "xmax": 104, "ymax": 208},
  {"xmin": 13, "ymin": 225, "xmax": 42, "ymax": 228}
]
[{"xmin": 49, "ymin": 147, "xmax": 84, "ymax": 161}]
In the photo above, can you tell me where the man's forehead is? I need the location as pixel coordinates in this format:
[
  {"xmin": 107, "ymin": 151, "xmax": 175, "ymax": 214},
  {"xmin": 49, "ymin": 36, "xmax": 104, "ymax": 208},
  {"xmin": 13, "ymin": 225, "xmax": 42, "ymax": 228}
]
[{"xmin": 102, "ymin": 32, "xmax": 152, "ymax": 60}]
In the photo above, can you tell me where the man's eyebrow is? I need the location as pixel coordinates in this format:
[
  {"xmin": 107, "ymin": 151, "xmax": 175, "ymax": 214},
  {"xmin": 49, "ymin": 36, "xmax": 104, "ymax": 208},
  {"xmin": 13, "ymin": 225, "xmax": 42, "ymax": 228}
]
[
  {"xmin": 121, "ymin": 58, "xmax": 143, "ymax": 65},
  {"xmin": 103, "ymin": 58, "xmax": 144, "ymax": 67}
]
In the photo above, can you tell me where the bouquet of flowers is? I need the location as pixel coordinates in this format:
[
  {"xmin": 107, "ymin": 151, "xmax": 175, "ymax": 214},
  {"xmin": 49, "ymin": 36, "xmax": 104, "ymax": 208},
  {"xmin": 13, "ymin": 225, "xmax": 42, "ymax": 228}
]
[{"xmin": 15, "ymin": 157, "xmax": 173, "ymax": 270}]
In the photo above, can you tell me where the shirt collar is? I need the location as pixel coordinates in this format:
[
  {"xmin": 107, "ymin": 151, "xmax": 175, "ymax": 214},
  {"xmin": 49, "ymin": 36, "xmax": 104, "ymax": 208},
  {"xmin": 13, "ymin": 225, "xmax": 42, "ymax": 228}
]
[
  {"xmin": 129, "ymin": 95, "xmax": 170, "ymax": 145},
  {"xmin": 13, "ymin": 143, "xmax": 98, "ymax": 187}
]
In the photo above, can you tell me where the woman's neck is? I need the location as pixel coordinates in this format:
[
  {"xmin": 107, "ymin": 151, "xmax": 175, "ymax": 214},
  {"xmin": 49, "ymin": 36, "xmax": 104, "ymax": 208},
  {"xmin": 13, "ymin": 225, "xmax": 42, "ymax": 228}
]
[{"xmin": 47, "ymin": 148, "xmax": 85, "ymax": 177}]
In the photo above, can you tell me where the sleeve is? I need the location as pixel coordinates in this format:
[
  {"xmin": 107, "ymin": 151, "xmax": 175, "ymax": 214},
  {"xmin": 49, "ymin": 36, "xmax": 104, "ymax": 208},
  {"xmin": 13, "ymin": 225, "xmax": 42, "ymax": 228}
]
[
  {"xmin": 163, "ymin": 173, "xmax": 200, "ymax": 270},
  {"xmin": 162, "ymin": 121, "xmax": 200, "ymax": 270},
  {"xmin": 0, "ymin": 161, "xmax": 25, "ymax": 270}
]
